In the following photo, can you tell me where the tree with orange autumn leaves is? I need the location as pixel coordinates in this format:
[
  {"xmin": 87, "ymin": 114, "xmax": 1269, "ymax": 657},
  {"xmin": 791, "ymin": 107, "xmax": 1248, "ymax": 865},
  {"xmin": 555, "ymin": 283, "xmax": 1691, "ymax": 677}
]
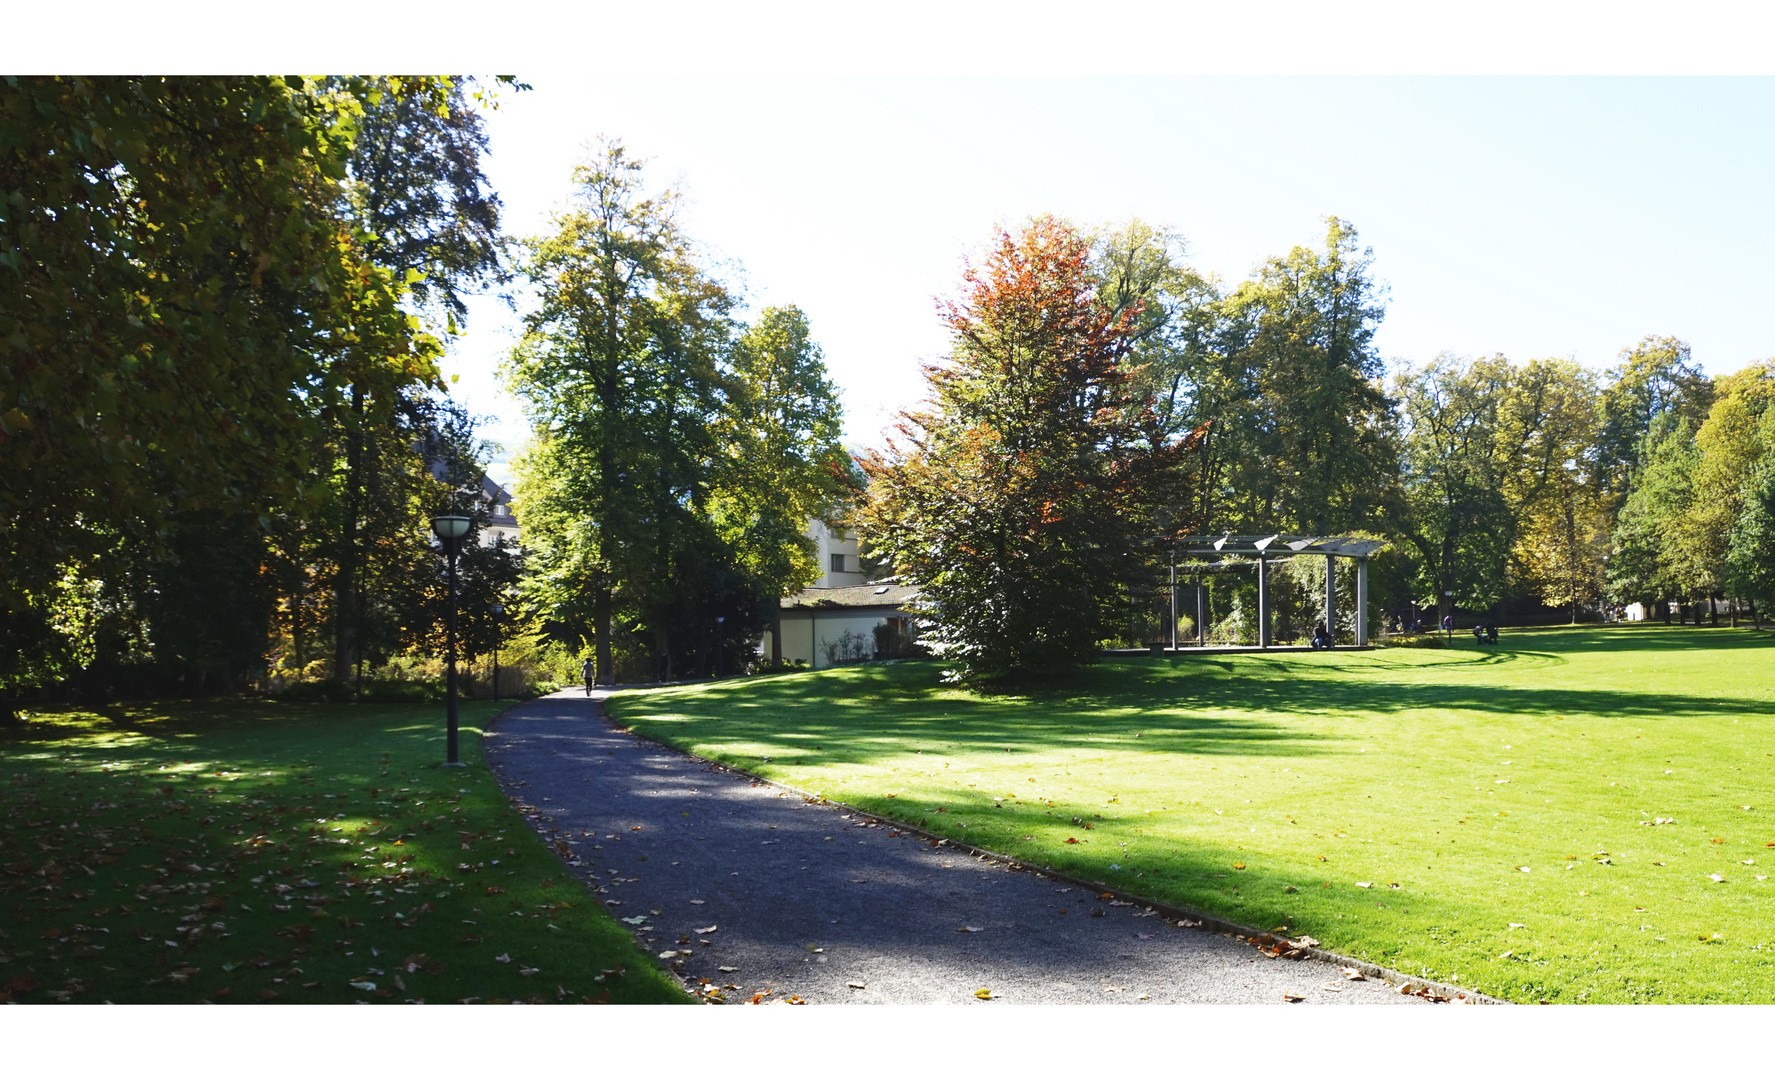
[{"xmin": 857, "ymin": 218, "xmax": 1206, "ymax": 680}]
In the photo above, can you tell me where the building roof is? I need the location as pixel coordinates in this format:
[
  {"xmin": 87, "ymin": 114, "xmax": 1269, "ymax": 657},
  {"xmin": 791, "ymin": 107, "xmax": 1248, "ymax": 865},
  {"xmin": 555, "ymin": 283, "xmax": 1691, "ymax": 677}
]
[
  {"xmin": 781, "ymin": 583, "xmax": 919, "ymax": 611},
  {"xmin": 482, "ymin": 476, "xmax": 518, "ymax": 529}
]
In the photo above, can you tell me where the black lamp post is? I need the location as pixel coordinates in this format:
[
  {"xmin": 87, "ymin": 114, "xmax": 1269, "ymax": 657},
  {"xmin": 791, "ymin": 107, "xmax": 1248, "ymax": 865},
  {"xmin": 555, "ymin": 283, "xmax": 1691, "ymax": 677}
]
[
  {"xmin": 431, "ymin": 514, "xmax": 471, "ymax": 766},
  {"xmin": 490, "ymin": 602, "xmax": 505, "ymax": 703},
  {"xmin": 715, "ymin": 615, "xmax": 725, "ymax": 679}
]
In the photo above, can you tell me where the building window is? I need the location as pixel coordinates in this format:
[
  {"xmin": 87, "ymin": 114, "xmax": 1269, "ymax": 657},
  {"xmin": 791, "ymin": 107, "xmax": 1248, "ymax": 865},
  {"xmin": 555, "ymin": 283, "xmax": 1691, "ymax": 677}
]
[{"xmin": 830, "ymin": 553, "xmax": 846, "ymax": 573}]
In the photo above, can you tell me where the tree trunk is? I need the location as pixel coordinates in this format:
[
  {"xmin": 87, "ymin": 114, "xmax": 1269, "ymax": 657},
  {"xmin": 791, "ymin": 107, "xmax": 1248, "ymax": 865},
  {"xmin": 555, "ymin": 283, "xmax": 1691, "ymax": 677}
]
[
  {"xmin": 595, "ymin": 589, "xmax": 613, "ymax": 686},
  {"xmin": 334, "ymin": 386, "xmax": 366, "ymax": 681}
]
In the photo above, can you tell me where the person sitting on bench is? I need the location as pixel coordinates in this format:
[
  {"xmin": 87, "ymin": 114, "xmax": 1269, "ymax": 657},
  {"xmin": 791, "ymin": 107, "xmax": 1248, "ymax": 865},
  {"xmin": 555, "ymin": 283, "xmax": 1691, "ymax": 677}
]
[{"xmin": 1311, "ymin": 621, "xmax": 1333, "ymax": 649}]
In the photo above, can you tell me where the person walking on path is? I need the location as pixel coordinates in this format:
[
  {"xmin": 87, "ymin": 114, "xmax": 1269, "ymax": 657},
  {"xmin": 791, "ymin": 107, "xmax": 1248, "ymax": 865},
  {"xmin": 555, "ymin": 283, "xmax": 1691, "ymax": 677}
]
[
  {"xmin": 480, "ymin": 689, "xmax": 1450, "ymax": 1006},
  {"xmin": 581, "ymin": 657, "xmax": 596, "ymax": 695}
]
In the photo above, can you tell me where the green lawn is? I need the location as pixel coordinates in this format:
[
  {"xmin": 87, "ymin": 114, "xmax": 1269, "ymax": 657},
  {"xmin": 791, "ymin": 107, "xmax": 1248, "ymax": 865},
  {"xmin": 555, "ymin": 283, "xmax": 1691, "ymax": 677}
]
[
  {"xmin": 0, "ymin": 698, "xmax": 687, "ymax": 1004},
  {"xmin": 608, "ymin": 625, "xmax": 1775, "ymax": 1004}
]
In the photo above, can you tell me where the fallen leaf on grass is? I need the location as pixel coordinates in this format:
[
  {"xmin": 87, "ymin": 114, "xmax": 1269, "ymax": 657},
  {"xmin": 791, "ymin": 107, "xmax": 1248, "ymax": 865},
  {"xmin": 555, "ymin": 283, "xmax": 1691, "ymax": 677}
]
[
  {"xmin": 1355, "ymin": 882, "xmax": 1372, "ymax": 889},
  {"xmin": 349, "ymin": 980, "xmax": 376, "ymax": 992},
  {"xmin": 494, "ymin": 953, "xmax": 512, "ymax": 964},
  {"xmin": 518, "ymin": 967, "xmax": 538, "ymax": 977}
]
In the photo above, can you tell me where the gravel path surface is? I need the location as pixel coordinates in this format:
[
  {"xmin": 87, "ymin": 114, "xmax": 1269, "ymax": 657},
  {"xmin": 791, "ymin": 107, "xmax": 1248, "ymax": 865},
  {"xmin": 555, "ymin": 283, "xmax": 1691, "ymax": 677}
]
[{"xmin": 484, "ymin": 690, "xmax": 1430, "ymax": 1006}]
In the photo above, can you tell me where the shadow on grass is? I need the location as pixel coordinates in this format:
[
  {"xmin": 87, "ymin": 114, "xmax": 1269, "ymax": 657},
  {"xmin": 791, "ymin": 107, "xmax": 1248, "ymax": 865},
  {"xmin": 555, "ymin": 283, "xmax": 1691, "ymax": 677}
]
[{"xmin": 616, "ymin": 625, "xmax": 1775, "ymax": 771}]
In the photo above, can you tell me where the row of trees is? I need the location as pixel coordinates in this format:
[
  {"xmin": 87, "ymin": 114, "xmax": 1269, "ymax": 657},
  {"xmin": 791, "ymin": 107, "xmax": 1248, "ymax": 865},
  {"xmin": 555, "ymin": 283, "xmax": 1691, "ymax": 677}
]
[
  {"xmin": 857, "ymin": 215, "xmax": 1775, "ymax": 678},
  {"xmin": 11, "ymin": 78, "xmax": 1767, "ymax": 699},
  {"xmin": 1, "ymin": 76, "xmax": 520, "ymax": 716},
  {"xmin": 1098, "ymin": 218, "xmax": 1775, "ymax": 630}
]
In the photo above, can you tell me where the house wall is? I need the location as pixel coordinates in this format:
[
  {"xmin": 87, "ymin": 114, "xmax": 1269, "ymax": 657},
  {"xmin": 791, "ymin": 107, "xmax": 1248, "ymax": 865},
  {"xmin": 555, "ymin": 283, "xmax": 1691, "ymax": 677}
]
[
  {"xmin": 809, "ymin": 521, "xmax": 867, "ymax": 588},
  {"xmin": 763, "ymin": 607, "xmax": 902, "ymax": 669}
]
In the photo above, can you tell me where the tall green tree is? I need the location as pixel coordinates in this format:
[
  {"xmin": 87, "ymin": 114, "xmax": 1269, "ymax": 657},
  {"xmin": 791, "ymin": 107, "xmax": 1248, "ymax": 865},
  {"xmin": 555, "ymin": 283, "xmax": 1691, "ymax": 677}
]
[
  {"xmin": 1394, "ymin": 355, "xmax": 1514, "ymax": 623},
  {"xmin": 1679, "ymin": 360, "xmax": 1775, "ymax": 617},
  {"xmin": 1725, "ymin": 441, "xmax": 1775, "ymax": 621},
  {"xmin": 1596, "ymin": 336, "xmax": 1713, "ymax": 503},
  {"xmin": 858, "ymin": 218, "xmax": 1204, "ymax": 681},
  {"xmin": 1607, "ymin": 415, "xmax": 1702, "ymax": 618},
  {"xmin": 322, "ymin": 76, "xmax": 510, "ymax": 680},
  {"xmin": 711, "ymin": 306, "xmax": 849, "ymax": 632},
  {"xmin": 0, "ymin": 76, "xmax": 438, "ymax": 712},
  {"xmin": 1097, "ymin": 217, "xmax": 1398, "ymax": 535},
  {"xmin": 507, "ymin": 141, "xmax": 835, "ymax": 680},
  {"xmin": 1498, "ymin": 359, "xmax": 1606, "ymax": 619},
  {"xmin": 1216, "ymin": 218, "xmax": 1397, "ymax": 534}
]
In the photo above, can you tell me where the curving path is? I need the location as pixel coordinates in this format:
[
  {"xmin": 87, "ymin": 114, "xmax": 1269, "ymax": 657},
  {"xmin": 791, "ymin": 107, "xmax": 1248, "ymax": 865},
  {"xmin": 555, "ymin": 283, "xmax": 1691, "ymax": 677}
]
[{"xmin": 484, "ymin": 690, "xmax": 1433, "ymax": 1005}]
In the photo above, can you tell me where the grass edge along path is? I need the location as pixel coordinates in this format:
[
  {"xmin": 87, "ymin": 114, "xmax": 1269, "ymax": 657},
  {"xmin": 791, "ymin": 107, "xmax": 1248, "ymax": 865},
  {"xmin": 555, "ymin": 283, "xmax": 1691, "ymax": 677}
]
[
  {"xmin": 607, "ymin": 626, "xmax": 1775, "ymax": 1005},
  {"xmin": 0, "ymin": 697, "xmax": 690, "ymax": 1005}
]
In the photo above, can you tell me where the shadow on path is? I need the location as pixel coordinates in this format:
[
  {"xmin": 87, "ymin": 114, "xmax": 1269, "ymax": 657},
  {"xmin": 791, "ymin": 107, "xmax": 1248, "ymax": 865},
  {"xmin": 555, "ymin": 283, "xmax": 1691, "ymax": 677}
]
[{"xmin": 484, "ymin": 691, "xmax": 1431, "ymax": 1006}]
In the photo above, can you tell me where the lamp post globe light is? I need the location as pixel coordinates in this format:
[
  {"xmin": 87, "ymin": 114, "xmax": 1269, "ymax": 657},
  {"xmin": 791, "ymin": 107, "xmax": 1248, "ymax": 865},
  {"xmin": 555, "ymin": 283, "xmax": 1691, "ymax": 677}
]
[
  {"xmin": 490, "ymin": 602, "xmax": 505, "ymax": 704},
  {"xmin": 431, "ymin": 514, "xmax": 472, "ymax": 767}
]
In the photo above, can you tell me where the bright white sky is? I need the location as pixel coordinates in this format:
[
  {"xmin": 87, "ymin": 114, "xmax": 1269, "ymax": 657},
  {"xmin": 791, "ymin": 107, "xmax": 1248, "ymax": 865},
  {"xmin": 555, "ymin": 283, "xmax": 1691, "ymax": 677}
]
[{"xmin": 443, "ymin": 74, "xmax": 1775, "ymax": 485}]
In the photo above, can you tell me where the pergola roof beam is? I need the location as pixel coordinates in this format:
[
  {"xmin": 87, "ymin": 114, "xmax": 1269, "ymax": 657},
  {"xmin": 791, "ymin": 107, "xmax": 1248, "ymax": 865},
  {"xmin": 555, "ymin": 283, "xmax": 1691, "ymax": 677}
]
[{"xmin": 1175, "ymin": 534, "xmax": 1387, "ymax": 559}]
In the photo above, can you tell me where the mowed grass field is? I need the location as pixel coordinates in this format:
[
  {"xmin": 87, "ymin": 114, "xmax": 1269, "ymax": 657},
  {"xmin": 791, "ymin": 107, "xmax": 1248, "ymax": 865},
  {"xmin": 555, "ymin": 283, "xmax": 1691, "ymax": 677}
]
[
  {"xmin": 0, "ymin": 699, "xmax": 687, "ymax": 1005},
  {"xmin": 609, "ymin": 625, "xmax": 1775, "ymax": 1003}
]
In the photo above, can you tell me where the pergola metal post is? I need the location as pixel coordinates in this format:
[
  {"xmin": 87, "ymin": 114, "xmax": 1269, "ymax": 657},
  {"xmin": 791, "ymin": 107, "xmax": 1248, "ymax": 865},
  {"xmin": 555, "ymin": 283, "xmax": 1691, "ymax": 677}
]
[
  {"xmin": 1257, "ymin": 554, "xmax": 1270, "ymax": 649},
  {"xmin": 1254, "ymin": 534, "xmax": 1275, "ymax": 649},
  {"xmin": 1356, "ymin": 556, "xmax": 1370, "ymax": 647},
  {"xmin": 1196, "ymin": 579, "xmax": 1206, "ymax": 648},
  {"xmin": 1324, "ymin": 554, "xmax": 1337, "ymax": 646},
  {"xmin": 1169, "ymin": 557, "xmax": 1178, "ymax": 652}
]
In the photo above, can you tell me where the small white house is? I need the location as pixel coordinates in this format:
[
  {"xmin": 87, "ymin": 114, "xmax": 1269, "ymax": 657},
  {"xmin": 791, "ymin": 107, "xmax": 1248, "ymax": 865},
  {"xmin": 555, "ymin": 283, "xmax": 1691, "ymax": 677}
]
[{"xmin": 763, "ymin": 582, "xmax": 919, "ymax": 669}]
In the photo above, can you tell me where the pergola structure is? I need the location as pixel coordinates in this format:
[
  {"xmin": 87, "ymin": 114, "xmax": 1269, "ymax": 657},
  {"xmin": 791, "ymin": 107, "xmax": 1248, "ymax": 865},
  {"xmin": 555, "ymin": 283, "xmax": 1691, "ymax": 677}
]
[{"xmin": 1170, "ymin": 534, "xmax": 1389, "ymax": 649}]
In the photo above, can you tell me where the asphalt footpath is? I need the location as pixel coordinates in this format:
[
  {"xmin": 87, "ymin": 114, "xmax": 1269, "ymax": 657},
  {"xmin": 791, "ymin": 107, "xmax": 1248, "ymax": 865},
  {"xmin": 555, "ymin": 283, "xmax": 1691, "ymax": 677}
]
[{"xmin": 482, "ymin": 689, "xmax": 1432, "ymax": 1006}]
